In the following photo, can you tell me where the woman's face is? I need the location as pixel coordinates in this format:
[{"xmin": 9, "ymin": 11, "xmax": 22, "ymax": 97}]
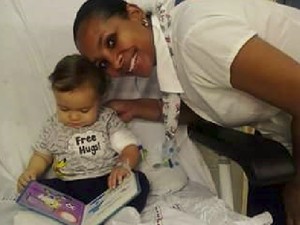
[{"xmin": 75, "ymin": 5, "xmax": 155, "ymax": 78}]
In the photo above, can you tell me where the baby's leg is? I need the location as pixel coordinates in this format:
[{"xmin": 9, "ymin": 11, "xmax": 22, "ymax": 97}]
[
  {"xmin": 38, "ymin": 178, "xmax": 69, "ymax": 194},
  {"xmin": 67, "ymin": 176, "xmax": 108, "ymax": 204}
]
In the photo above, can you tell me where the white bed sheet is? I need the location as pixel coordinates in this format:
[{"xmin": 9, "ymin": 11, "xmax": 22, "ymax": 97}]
[
  {"xmin": 6, "ymin": 179, "xmax": 273, "ymax": 225},
  {"xmin": 0, "ymin": 0, "xmax": 272, "ymax": 225}
]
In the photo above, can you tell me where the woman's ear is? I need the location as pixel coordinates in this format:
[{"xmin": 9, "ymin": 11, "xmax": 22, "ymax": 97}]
[{"xmin": 126, "ymin": 3, "xmax": 146, "ymax": 21}]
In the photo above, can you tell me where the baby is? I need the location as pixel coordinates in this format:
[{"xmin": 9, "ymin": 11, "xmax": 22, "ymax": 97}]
[{"xmin": 17, "ymin": 54, "xmax": 149, "ymax": 212}]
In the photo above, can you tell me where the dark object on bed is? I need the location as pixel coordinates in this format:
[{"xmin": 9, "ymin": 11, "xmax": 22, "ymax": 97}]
[{"xmin": 187, "ymin": 118, "xmax": 296, "ymax": 187}]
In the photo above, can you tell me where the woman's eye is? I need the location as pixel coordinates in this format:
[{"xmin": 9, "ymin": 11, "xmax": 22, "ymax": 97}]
[
  {"xmin": 96, "ymin": 60, "xmax": 108, "ymax": 70},
  {"xmin": 106, "ymin": 34, "xmax": 116, "ymax": 48},
  {"xmin": 95, "ymin": 34, "xmax": 116, "ymax": 70}
]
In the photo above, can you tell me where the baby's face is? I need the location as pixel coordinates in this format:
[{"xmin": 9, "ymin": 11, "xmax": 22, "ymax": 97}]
[{"xmin": 54, "ymin": 84, "xmax": 100, "ymax": 128}]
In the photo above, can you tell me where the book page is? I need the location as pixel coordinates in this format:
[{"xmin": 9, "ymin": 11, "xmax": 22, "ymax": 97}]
[
  {"xmin": 17, "ymin": 181, "xmax": 85, "ymax": 225},
  {"xmin": 83, "ymin": 173, "xmax": 141, "ymax": 225}
]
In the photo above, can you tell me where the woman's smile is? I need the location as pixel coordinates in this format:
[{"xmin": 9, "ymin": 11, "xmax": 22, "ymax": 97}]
[{"xmin": 128, "ymin": 51, "xmax": 138, "ymax": 73}]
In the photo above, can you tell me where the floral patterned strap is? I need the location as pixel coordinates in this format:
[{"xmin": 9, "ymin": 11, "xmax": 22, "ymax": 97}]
[
  {"xmin": 155, "ymin": 1, "xmax": 182, "ymax": 167},
  {"xmin": 162, "ymin": 92, "xmax": 181, "ymax": 140},
  {"xmin": 161, "ymin": 92, "xmax": 181, "ymax": 167}
]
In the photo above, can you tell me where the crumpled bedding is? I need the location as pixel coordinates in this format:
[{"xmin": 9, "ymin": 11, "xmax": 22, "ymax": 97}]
[{"xmin": 11, "ymin": 181, "xmax": 272, "ymax": 225}]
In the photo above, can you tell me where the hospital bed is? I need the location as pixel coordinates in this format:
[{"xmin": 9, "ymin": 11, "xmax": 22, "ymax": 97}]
[{"xmin": 0, "ymin": 0, "xmax": 282, "ymax": 224}]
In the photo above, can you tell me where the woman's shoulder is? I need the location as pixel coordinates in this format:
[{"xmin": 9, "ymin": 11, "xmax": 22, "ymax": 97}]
[
  {"xmin": 170, "ymin": 0, "xmax": 258, "ymax": 55},
  {"xmin": 171, "ymin": 0, "xmax": 251, "ymax": 28}
]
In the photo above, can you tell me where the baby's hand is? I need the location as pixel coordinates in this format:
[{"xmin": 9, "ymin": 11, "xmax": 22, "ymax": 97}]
[
  {"xmin": 17, "ymin": 169, "xmax": 37, "ymax": 192},
  {"xmin": 108, "ymin": 164, "xmax": 131, "ymax": 189}
]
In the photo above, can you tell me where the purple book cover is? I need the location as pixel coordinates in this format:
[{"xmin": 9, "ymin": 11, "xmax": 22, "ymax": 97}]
[{"xmin": 17, "ymin": 181, "xmax": 85, "ymax": 225}]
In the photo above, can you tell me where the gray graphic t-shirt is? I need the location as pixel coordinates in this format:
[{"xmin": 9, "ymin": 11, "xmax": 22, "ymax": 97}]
[{"xmin": 34, "ymin": 107, "xmax": 138, "ymax": 181}]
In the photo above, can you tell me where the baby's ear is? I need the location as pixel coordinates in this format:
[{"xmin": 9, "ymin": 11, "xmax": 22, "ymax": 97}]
[{"xmin": 126, "ymin": 3, "xmax": 146, "ymax": 22}]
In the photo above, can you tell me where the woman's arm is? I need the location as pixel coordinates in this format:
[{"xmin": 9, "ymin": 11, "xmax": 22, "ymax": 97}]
[
  {"xmin": 230, "ymin": 35, "xmax": 300, "ymax": 172},
  {"xmin": 230, "ymin": 35, "xmax": 300, "ymax": 224},
  {"xmin": 106, "ymin": 98, "xmax": 162, "ymax": 122},
  {"xmin": 230, "ymin": 36, "xmax": 300, "ymax": 117}
]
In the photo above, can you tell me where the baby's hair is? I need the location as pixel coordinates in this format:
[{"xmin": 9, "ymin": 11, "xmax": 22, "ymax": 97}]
[
  {"xmin": 73, "ymin": 0, "xmax": 128, "ymax": 42},
  {"xmin": 49, "ymin": 54, "xmax": 108, "ymax": 96}
]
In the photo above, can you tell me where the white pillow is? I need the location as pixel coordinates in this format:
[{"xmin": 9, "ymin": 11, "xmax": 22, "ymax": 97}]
[
  {"xmin": 129, "ymin": 121, "xmax": 188, "ymax": 195},
  {"xmin": 0, "ymin": 0, "xmax": 84, "ymax": 182}
]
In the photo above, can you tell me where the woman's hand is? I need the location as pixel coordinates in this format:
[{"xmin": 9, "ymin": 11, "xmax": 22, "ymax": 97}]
[
  {"xmin": 106, "ymin": 99, "xmax": 137, "ymax": 122},
  {"xmin": 17, "ymin": 169, "xmax": 38, "ymax": 192},
  {"xmin": 105, "ymin": 98, "xmax": 162, "ymax": 122},
  {"xmin": 107, "ymin": 164, "xmax": 131, "ymax": 189}
]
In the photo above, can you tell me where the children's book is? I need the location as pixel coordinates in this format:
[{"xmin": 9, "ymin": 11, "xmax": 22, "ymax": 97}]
[{"xmin": 16, "ymin": 173, "xmax": 141, "ymax": 225}]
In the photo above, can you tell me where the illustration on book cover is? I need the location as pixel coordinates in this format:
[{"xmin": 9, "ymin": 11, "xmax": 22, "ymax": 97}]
[{"xmin": 18, "ymin": 181, "xmax": 85, "ymax": 224}]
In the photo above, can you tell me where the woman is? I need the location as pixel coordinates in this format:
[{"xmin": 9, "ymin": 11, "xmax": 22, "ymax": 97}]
[{"xmin": 73, "ymin": 0, "xmax": 300, "ymax": 224}]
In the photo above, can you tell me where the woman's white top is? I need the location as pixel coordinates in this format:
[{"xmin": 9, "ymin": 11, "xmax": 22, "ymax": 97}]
[{"xmin": 130, "ymin": 0, "xmax": 300, "ymax": 150}]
